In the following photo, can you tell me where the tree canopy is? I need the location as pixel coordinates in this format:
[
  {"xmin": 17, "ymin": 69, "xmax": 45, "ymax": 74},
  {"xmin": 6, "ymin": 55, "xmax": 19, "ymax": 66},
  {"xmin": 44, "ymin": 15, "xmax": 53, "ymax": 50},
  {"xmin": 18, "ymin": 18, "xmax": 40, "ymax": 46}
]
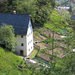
[
  {"xmin": 44, "ymin": 9, "xmax": 71, "ymax": 33},
  {"xmin": 0, "ymin": 25, "xmax": 17, "ymax": 50},
  {"xmin": 33, "ymin": 0, "xmax": 55, "ymax": 26}
]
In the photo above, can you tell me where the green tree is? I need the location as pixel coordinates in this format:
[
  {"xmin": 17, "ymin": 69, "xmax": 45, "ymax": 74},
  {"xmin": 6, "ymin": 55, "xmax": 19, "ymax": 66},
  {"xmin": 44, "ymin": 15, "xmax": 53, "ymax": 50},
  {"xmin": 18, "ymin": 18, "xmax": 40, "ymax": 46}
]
[
  {"xmin": 70, "ymin": 20, "xmax": 75, "ymax": 48},
  {"xmin": 0, "ymin": 0, "xmax": 8, "ymax": 13},
  {"xmin": 34, "ymin": 0, "xmax": 55, "ymax": 26},
  {"xmin": 0, "ymin": 24, "xmax": 17, "ymax": 50},
  {"xmin": 16, "ymin": 0, "xmax": 36, "ymax": 14},
  {"xmin": 55, "ymin": 52, "xmax": 75, "ymax": 75},
  {"xmin": 44, "ymin": 10, "xmax": 71, "ymax": 62}
]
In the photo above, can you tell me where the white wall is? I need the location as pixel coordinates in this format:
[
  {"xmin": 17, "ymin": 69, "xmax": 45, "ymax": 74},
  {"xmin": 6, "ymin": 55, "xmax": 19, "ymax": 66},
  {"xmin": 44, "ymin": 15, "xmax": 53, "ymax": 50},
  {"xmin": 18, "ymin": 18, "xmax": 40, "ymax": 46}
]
[
  {"xmin": 15, "ymin": 35, "xmax": 27, "ymax": 56},
  {"xmin": 15, "ymin": 20, "xmax": 34, "ymax": 56},
  {"xmin": 26, "ymin": 20, "xmax": 34, "ymax": 56}
]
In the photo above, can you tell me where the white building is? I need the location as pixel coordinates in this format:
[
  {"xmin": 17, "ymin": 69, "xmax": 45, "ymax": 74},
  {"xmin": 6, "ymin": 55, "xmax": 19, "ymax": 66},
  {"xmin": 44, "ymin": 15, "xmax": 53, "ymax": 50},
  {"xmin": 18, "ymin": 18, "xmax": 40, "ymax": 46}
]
[{"xmin": 0, "ymin": 13, "xmax": 34, "ymax": 56}]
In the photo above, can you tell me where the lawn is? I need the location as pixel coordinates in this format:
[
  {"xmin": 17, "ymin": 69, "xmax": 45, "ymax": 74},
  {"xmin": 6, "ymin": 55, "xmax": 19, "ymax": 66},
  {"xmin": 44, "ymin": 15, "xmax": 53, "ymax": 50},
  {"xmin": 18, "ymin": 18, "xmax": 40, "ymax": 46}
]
[
  {"xmin": 0, "ymin": 47, "xmax": 32, "ymax": 75},
  {"xmin": 28, "ymin": 49, "xmax": 37, "ymax": 59}
]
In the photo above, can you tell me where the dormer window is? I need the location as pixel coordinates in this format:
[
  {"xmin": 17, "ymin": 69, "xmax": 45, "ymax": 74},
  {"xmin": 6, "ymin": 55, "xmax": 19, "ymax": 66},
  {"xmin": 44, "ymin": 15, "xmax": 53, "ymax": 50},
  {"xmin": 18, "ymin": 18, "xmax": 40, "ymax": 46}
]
[{"xmin": 21, "ymin": 35, "xmax": 23, "ymax": 38}]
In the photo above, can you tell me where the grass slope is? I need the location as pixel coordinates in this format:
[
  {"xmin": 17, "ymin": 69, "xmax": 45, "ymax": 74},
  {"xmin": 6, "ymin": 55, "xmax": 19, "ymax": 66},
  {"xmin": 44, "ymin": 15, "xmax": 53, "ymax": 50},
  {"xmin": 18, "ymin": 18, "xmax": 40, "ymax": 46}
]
[
  {"xmin": 0, "ymin": 47, "xmax": 26, "ymax": 75},
  {"xmin": 28, "ymin": 49, "xmax": 37, "ymax": 59}
]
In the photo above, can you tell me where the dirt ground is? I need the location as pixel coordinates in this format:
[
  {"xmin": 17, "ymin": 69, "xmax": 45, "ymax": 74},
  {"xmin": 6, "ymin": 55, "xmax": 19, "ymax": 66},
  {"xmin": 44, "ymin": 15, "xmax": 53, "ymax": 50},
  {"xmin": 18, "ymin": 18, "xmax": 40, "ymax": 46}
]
[{"xmin": 47, "ymin": 48, "xmax": 66, "ymax": 58}]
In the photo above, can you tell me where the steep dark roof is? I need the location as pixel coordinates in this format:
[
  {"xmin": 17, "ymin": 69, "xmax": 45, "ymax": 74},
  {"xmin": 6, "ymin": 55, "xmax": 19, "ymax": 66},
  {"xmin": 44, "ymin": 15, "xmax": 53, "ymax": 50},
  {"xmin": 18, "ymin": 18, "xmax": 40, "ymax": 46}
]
[{"xmin": 0, "ymin": 13, "xmax": 30, "ymax": 35}]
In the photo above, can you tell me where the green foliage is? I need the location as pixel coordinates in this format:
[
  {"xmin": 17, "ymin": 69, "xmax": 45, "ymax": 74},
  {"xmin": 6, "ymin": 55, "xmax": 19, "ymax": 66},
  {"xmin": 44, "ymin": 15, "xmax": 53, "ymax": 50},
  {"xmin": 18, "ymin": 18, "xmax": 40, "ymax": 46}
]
[
  {"xmin": 0, "ymin": 0, "xmax": 13, "ymax": 13},
  {"xmin": 44, "ymin": 10, "xmax": 71, "ymax": 33},
  {"xmin": 0, "ymin": 47, "xmax": 75, "ymax": 75},
  {"xmin": 15, "ymin": 0, "xmax": 36, "ymax": 15},
  {"xmin": 0, "ymin": 0, "xmax": 36, "ymax": 15},
  {"xmin": 0, "ymin": 0, "xmax": 8, "ymax": 13},
  {"xmin": 37, "ymin": 28, "xmax": 49, "ymax": 38},
  {"xmin": 0, "ymin": 24, "xmax": 17, "ymax": 50},
  {"xmin": 55, "ymin": 53, "xmax": 75, "ymax": 75},
  {"xmin": 29, "ymin": 49, "xmax": 37, "ymax": 59},
  {"xmin": 0, "ymin": 0, "xmax": 55, "ymax": 26},
  {"xmin": 43, "ymin": 38, "xmax": 53, "ymax": 44},
  {"xmin": 34, "ymin": 0, "xmax": 55, "ymax": 26},
  {"xmin": 0, "ymin": 47, "xmax": 24, "ymax": 75}
]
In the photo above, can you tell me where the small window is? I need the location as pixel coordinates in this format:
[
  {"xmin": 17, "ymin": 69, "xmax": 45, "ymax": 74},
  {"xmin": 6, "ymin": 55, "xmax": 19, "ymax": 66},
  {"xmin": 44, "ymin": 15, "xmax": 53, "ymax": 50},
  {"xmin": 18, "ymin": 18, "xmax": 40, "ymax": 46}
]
[
  {"xmin": 31, "ymin": 47, "xmax": 32, "ymax": 49},
  {"xmin": 21, "ymin": 43, "xmax": 24, "ymax": 46},
  {"xmin": 28, "ymin": 33, "xmax": 31, "ymax": 37},
  {"xmin": 21, "ymin": 35, "xmax": 23, "ymax": 38},
  {"xmin": 20, "ymin": 50, "xmax": 23, "ymax": 56},
  {"xmin": 28, "ymin": 42, "xmax": 29, "ymax": 45},
  {"xmin": 31, "ymin": 40, "xmax": 32, "ymax": 42},
  {"xmin": 29, "ymin": 49, "xmax": 30, "ymax": 51}
]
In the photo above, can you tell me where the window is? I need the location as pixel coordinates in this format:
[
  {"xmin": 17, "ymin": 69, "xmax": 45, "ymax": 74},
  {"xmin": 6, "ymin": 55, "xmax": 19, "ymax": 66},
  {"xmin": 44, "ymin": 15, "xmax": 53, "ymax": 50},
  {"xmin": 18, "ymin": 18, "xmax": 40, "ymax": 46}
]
[
  {"xmin": 28, "ymin": 40, "xmax": 32, "ymax": 45},
  {"xmin": 31, "ymin": 40, "xmax": 32, "ymax": 42},
  {"xmin": 31, "ymin": 47, "xmax": 32, "ymax": 49},
  {"xmin": 21, "ymin": 43, "xmax": 24, "ymax": 46},
  {"xmin": 21, "ymin": 35, "xmax": 23, "ymax": 38},
  {"xmin": 29, "ymin": 49, "xmax": 30, "ymax": 51},
  {"xmin": 20, "ymin": 50, "xmax": 23, "ymax": 56},
  {"xmin": 28, "ymin": 41, "xmax": 30, "ymax": 45},
  {"xmin": 28, "ymin": 33, "xmax": 31, "ymax": 37},
  {"xmin": 28, "ymin": 42, "xmax": 29, "ymax": 45}
]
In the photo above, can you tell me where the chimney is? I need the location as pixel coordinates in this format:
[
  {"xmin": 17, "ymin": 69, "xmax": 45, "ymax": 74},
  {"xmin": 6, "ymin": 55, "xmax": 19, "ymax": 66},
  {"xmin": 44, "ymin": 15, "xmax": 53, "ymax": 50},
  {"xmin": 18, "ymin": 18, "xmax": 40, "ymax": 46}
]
[{"xmin": 13, "ymin": 10, "xmax": 16, "ymax": 14}]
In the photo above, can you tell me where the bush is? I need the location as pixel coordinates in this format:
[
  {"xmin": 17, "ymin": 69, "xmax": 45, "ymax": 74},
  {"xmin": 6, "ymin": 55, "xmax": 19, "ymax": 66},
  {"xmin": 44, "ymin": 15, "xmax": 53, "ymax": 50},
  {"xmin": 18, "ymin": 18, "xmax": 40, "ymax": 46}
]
[{"xmin": 0, "ymin": 24, "xmax": 17, "ymax": 50}]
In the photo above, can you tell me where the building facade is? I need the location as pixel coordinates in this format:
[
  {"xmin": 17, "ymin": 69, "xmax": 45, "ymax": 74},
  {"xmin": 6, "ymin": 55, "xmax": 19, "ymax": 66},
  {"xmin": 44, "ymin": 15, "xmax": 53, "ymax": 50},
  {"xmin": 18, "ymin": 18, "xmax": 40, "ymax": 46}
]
[{"xmin": 0, "ymin": 13, "xmax": 34, "ymax": 56}]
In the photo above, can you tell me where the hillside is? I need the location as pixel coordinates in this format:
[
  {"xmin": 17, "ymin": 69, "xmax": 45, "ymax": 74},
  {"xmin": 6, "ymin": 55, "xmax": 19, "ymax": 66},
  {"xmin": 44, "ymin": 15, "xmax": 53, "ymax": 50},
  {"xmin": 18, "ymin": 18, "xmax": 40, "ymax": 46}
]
[{"xmin": 0, "ymin": 47, "xmax": 28, "ymax": 75}]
